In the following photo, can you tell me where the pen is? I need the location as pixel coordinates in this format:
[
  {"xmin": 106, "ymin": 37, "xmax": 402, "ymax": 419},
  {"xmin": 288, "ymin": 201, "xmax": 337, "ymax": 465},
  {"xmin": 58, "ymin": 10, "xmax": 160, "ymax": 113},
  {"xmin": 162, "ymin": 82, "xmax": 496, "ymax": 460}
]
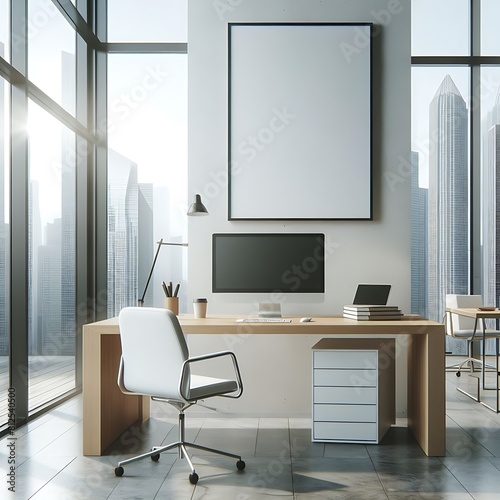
[
  {"xmin": 168, "ymin": 281, "xmax": 173, "ymax": 298},
  {"xmin": 173, "ymin": 282, "xmax": 180, "ymax": 297},
  {"xmin": 162, "ymin": 281, "xmax": 169, "ymax": 297}
]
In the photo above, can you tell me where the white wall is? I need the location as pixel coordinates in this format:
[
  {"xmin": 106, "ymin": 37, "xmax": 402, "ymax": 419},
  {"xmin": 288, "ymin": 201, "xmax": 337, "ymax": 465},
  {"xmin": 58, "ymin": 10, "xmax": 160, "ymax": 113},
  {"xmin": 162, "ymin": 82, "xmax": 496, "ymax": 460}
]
[{"xmin": 187, "ymin": 0, "xmax": 411, "ymax": 417}]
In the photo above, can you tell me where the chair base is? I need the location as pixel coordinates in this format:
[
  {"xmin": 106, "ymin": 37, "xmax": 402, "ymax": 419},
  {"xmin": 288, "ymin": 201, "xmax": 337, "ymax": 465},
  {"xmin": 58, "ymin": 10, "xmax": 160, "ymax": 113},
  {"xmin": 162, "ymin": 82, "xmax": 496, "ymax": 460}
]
[
  {"xmin": 115, "ymin": 439, "xmax": 245, "ymax": 483},
  {"xmin": 446, "ymin": 357, "xmax": 496, "ymax": 376},
  {"xmin": 114, "ymin": 412, "xmax": 245, "ymax": 483}
]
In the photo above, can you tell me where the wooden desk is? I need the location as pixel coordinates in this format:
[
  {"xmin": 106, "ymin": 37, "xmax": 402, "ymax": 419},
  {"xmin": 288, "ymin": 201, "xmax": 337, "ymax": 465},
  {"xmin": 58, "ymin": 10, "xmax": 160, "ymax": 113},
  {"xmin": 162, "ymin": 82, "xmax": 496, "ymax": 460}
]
[{"xmin": 83, "ymin": 314, "xmax": 445, "ymax": 456}]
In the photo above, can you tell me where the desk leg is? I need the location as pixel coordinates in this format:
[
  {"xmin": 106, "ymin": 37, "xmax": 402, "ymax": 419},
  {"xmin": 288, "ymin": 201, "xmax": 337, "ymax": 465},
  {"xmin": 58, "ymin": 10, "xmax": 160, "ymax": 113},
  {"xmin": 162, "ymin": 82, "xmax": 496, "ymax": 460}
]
[
  {"xmin": 481, "ymin": 337, "xmax": 500, "ymax": 413},
  {"xmin": 407, "ymin": 331, "xmax": 445, "ymax": 456},
  {"xmin": 83, "ymin": 332, "xmax": 150, "ymax": 456},
  {"xmin": 83, "ymin": 326, "xmax": 102, "ymax": 456}
]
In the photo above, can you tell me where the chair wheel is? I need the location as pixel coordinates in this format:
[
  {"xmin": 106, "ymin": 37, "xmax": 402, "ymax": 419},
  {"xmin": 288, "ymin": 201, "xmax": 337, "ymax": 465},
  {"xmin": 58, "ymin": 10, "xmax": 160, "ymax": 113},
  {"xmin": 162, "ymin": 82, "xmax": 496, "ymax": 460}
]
[
  {"xmin": 189, "ymin": 472, "xmax": 199, "ymax": 484},
  {"xmin": 456, "ymin": 371, "xmax": 461, "ymax": 377},
  {"xmin": 237, "ymin": 459, "xmax": 246, "ymax": 471},
  {"xmin": 151, "ymin": 453, "xmax": 160, "ymax": 462},
  {"xmin": 115, "ymin": 466, "xmax": 124, "ymax": 477}
]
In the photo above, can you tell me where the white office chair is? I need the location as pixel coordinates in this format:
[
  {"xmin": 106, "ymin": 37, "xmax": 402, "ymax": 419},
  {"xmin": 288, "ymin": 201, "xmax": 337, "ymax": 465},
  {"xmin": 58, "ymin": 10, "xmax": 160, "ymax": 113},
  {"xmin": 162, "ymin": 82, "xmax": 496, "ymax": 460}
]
[
  {"xmin": 444, "ymin": 294, "xmax": 500, "ymax": 376},
  {"xmin": 114, "ymin": 307, "xmax": 245, "ymax": 484}
]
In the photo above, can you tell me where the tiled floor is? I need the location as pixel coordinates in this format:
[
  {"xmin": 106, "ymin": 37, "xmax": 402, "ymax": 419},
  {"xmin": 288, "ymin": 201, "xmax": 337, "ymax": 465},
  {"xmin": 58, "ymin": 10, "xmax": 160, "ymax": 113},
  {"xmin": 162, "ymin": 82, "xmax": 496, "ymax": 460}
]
[{"xmin": 2, "ymin": 367, "xmax": 500, "ymax": 499}]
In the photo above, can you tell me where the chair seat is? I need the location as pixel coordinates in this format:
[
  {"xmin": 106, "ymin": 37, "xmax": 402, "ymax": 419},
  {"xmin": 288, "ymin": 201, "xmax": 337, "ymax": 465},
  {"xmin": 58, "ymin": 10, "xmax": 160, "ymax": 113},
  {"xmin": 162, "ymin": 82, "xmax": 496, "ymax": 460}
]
[
  {"xmin": 188, "ymin": 375, "xmax": 239, "ymax": 400},
  {"xmin": 449, "ymin": 330, "xmax": 500, "ymax": 339}
]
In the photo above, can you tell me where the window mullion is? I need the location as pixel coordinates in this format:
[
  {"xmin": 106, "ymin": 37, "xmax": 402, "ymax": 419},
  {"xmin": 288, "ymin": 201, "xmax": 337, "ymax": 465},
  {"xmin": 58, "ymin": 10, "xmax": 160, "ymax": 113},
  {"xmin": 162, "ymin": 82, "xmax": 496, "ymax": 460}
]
[
  {"xmin": 470, "ymin": 0, "xmax": 481, "ymax": 293},
  {"xmin": 9, "ymin": 0, "xmax": 29, "ymax": 428}
]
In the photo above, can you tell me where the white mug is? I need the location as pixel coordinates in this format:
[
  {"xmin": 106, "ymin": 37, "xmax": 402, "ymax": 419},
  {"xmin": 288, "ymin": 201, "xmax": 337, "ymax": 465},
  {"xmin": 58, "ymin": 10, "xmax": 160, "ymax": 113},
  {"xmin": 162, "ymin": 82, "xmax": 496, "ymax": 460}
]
[{"xmin": 193, "ymin": 298, "xmax": 208, "ymax": 318}]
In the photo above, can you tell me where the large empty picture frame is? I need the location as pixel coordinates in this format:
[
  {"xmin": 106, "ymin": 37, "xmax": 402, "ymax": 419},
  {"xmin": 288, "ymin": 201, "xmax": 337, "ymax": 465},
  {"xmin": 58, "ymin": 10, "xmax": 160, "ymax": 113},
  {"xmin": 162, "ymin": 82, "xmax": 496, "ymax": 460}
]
[{"xmin": 228, "ymin": 23, "xmax": 373, "ymax": 220}]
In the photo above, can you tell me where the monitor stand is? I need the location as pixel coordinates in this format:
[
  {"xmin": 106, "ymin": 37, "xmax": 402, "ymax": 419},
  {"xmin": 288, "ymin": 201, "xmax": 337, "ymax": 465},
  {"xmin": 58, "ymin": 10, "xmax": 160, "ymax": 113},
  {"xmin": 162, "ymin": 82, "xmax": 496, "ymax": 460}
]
[{"xmin": 258, "ymin": 302, "xmax": 282, "ymax": 318}]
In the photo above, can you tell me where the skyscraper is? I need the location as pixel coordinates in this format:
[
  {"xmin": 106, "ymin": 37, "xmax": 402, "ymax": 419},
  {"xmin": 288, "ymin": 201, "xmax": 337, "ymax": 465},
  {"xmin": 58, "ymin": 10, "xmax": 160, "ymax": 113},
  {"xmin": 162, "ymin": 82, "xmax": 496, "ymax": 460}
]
[
  {"xmin": 410, "ymin": 151, "xmax": 428, "ymax": 319},
  {"xmin": 138, "ymin": 183, "xmax": 154, "ymax": 304},
  {"xmin": 37, "ymin": 219, "xmax": 62, "ymax": 355},
  {"xmin": 107, "ymin": 149, "xmax": 139, "ymax": 317},
  {"xmin": 428, "ymin": 75, "xmax": 468, "ymax": 326},
  {"xmin": 482, "ymin": 88, "xmax": 500, "ymax": 312}
]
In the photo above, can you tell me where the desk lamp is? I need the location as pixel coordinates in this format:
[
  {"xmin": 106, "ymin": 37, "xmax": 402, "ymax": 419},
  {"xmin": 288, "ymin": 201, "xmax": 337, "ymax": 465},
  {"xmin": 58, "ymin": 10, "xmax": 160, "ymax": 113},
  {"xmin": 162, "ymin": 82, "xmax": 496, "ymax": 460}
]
[{"xmin": 138, "ymin": 193, "xmax": 208, "ymax": 306}]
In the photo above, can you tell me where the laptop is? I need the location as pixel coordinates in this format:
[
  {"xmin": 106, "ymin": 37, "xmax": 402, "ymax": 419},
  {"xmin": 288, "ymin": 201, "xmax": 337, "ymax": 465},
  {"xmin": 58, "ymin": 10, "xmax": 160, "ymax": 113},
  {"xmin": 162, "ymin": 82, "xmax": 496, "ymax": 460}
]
[{"xmin": 353, "ymin": 284, "xmax": 391, "ymax": 305}]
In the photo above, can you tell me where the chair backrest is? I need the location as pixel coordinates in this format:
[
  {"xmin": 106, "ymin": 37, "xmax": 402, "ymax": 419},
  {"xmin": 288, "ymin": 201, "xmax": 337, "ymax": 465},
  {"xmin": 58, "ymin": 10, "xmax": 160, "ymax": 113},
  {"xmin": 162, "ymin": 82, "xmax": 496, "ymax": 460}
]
[
  {"xmin": 445, "ymin": 294, "xmax": 482, "ymax": 335},
  {"xmin": 118, "ymin": 307, "xmax": 189, "ymax": 399}
]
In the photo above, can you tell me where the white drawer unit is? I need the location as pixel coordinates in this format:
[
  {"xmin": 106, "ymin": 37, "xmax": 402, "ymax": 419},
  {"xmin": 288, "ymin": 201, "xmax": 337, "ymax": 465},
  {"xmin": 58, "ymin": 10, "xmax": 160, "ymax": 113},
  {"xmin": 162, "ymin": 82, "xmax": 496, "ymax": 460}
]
[{"xmin": 311, "ymin": 338, "xmax": 395, "ymax": 444}]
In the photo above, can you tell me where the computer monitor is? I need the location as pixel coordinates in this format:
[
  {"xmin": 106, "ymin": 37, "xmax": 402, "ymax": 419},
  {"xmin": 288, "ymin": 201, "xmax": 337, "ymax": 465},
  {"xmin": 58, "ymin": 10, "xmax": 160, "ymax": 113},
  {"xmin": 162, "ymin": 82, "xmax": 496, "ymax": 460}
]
[
  {"xmin": 353, "ymin": 284, "xmax": 391, "ymax": 305},
  {"xmin": 212, "ymin": 233, "xmax": 325, "ymax": 293}
]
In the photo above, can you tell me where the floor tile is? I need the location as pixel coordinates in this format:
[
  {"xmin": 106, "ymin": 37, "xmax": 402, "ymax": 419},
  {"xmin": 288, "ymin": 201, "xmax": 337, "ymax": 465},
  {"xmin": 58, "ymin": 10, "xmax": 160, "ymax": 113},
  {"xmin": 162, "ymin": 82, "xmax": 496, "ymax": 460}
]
[
  {"xmin": 292, "ymin": 457, "xmax": 388, "ymax": 499},
  {"xmin": 365, "ymin": 427, "xmax": 427, "ymax": 461},
  {"xmin": 12, "ymin": 455, "xmax": 79, "ymax": 499},
  {"xmin": 323, "ymin": 442, "xmax": 371, "ymax": 459},
  {"xmin": 373, "ymin": 457, "xmax": 473, "ymax": 495},
  {"xmin": 192, "ymin": 456, "xmax": 293, "ymax": 499},
  {"xmin": 440, "ymin": 456, "xmax": 500, "ymax": 497}
]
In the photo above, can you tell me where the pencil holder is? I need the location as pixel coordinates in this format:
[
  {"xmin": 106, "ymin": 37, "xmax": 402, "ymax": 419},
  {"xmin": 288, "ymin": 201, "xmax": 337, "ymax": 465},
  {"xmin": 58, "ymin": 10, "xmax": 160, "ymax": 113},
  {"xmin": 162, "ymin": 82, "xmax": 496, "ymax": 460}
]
[{"xmin": 164, "ymin": 297, "xmax": 179, "ymax": 315}]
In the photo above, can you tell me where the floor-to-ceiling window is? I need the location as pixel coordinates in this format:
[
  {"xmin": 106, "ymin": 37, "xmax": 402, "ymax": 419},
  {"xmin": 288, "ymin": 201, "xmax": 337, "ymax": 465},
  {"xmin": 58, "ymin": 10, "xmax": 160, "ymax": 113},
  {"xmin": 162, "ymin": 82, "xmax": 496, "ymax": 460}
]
[
  {"xmin": 1, "ymin": 0, "xmax": 188, "ymax": 434},
  {"xmin": 25, "ymin": 0, "xmax": 78, "ymax": 413},
  {"xmin": 106, "ymin": 1, "xmax": 188, "ymax": 316},
  {"xmin": 0, "ymin": 0, "xmax": 97, "ymax": 432},
  {"xmin": 411, "ymin": 0, "xmax": 500, "ymax": 354},
  {"xmin": 27, "ymin": 100, "xmax": 77, "ymax": 410}
]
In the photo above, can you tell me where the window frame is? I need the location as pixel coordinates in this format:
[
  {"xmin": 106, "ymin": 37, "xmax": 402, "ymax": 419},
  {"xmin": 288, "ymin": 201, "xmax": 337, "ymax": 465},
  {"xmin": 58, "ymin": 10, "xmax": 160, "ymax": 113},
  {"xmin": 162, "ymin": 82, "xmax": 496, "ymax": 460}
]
[{"xmin": 411, "ymin": 0, "xmax": 496, "ymax": 303}]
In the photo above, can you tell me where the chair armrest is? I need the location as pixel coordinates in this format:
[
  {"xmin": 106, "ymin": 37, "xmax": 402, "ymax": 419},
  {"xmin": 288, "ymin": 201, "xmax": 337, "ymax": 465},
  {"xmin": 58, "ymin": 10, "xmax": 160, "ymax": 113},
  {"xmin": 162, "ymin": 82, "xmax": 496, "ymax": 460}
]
[
  {"xmin": 444, "ymin": 311, "xmax": 453, "ymax": 337},
  {"xmin": 117, "ymin": 356, "xmax": 141, "ymax": 396},
  {"xmin": 445, "ymin": 310, "xmax": 483, "ymax": 340},
  {"xmin": 180, "ymin": 351, "xmax": 243, "ymax": 400}
]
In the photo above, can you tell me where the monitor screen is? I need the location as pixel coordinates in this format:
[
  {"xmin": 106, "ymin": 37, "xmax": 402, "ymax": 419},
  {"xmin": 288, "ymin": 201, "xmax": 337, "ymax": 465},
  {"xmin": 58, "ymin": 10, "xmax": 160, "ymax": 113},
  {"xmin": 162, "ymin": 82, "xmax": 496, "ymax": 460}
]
[{"xmin": 212, "ymin": 233, "xmax": 325, "ymax": 293}]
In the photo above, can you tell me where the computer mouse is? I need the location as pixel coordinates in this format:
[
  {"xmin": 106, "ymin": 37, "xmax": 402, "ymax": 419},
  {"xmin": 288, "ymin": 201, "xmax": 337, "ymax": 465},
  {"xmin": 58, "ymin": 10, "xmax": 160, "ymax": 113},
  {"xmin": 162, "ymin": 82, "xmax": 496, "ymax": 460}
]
[{"xmin": 300, "ymin": 317, "xmax": 312, "ymax": 323}]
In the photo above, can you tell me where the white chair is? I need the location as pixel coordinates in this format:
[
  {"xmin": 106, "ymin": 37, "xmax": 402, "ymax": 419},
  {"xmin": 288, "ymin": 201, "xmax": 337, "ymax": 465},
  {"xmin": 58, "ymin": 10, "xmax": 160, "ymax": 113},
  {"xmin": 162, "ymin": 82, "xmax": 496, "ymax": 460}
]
[
  {"xmin": 445, "ymin": 294, "xmax": 500, "ymax": 376},
  {"xmin": 114, "ymin": 307, "xmax": 245, "ymax": 484}
]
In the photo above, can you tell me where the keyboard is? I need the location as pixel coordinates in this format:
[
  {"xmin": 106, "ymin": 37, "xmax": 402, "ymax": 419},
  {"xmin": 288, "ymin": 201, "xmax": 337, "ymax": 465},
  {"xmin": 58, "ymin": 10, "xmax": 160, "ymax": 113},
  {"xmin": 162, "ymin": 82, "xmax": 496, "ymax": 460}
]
[{"xmin": 236, "ymin": 318, "xmax": 292, "ymax": 323}]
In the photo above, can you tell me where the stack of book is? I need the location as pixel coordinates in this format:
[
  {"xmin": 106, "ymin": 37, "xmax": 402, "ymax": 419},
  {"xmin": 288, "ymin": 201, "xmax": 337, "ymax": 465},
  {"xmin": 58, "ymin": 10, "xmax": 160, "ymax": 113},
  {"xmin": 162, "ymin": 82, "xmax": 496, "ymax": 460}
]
[{"xmin": 343, "ymin": 304, "xmax": 403, "ymax": 321}]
